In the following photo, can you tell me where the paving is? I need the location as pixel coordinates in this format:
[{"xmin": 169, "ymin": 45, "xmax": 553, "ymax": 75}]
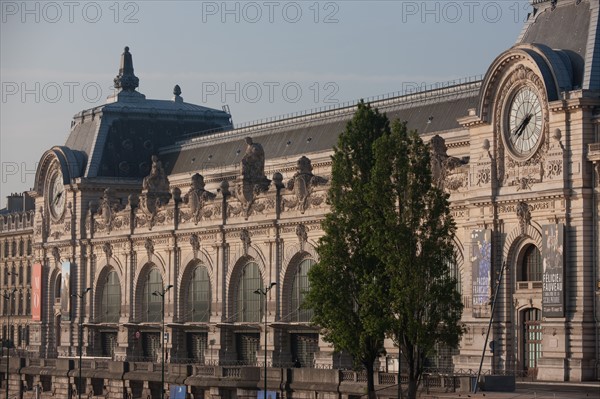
[{"xmin": 420, "ymin": 382, "xmax": 599, "ymax": 399}]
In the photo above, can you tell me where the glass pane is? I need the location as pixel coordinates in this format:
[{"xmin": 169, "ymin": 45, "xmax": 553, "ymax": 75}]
[
  {"xmin": 187, "ymin": 266, "xmax": 211, "ymax": 322},
  {"xmin": 522, "ymin": 245, "xmax": 542, "ymax": 281},
  {"xmin": 101, "ymin": 271, "xmax": 121, "ymax": 323},
  {"xmin": 291, "ymin": 259, "xmax": 315, "ymax": 322},
  {"xmin": 142, "ymin": 268, "xmax": 163, "ymax": 322},
  {"xmin": 236, "ymin": 262, "xmax": 263, "ymax": 322}
]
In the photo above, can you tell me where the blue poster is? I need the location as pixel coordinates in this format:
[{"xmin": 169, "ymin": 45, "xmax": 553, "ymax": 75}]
[
  {"xmin": 471, "ymin": 230, "xmax": 491, "ymax": 318},
  {"xmin": 170, "ymin": 385, "xmax": 187, "ymax": 399},
  {"xmin": 257, "ymin": 391, "xmax": 277, "ymax": 399},
  {"xmin": 61, "ymin": 261, "xmax": 71, "ymax": 321}
]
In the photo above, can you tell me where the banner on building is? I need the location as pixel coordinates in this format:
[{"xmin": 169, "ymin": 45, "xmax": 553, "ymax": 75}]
[
  {"xmin": 542, "ymin": 224, "xmax": 564, "ymax": 317},
  {"xmin": 61, "ymin": 261, "xmax": 71, "ymax": 321},
  {"xmin": 32, "ymin": 263, "xmax": 42, "ymax": 321},
  {"xmin": 471, "ymin": 229, "xmax": 492, "ymax": 318},
  {"xmin": 169, "ymin": 385, "xmax": 187, "ymax": 399},
  {"xmin": 257, "ymin": 391, "xmax": 277, "ymax": 399}
]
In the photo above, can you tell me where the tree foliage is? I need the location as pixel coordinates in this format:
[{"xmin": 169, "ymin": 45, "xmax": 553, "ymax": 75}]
[
  {"xmin": 305, "ymin": 101, "xmax": 390, "ymax": 399},
  {"xmin": 369, "ymin": 120, "xmax": 463, "ymax": 399},
  {"xmin": 306, "ymin": 103, "xmax": 463, "ymax": 399}
]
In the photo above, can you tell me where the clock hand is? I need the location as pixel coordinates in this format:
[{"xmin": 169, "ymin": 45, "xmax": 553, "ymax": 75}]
[
  {"xmin": 53, "ymin": 191, "xmax": 63, "ymax": 205},
  {"xmin": 515, "ymin": 113, "xmax": 533, "ymax": 138}
]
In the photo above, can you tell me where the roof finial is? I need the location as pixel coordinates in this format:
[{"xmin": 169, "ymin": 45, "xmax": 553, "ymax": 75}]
[{"xmin": 113, "ymin": 46, "xmax": 139, "ymax": 91}]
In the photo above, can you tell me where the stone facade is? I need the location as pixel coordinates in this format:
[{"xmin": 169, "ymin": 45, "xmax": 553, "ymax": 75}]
[{"xmin": 1, "ymin": 1, "xmax": 600, "ymax": 398}]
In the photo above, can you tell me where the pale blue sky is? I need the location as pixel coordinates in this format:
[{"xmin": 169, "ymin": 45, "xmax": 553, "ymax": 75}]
[{"xmin": 1, "ymin": 0, "xmax": 529, "ymax": 205}]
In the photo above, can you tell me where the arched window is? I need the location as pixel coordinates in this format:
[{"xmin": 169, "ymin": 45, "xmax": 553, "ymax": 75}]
[
  {"xmin": 187, "ymin": 265, "xmax": 211, "ymax": 322},
  {"xmin": 26, "ymin": 240, "xmax": 32, "ymax": 256},
  {"xmin": 18, "ymin": 264, "xmax": 23, "ymax": 285},
  {"xmin": 11, "ymin": 241, "xmax": 16, "ymax": 257},
  {"xmin": 26, "ymin": 263, "xmax": 31, "ymax": 285},
  {"xmin": 26, "ymin": 291, "xmax": 31, "ymax": 315},
  {"xmin": 235, "ymin": 262, "xmax": 263, "ymax": 322},
  {"xmin": 291, "ymin": 258, "xmax": 315, "ymax": 322},
  {"xmin": 521, "ymin": 245, "xmax": 542, "ymax": 282},
  {"xmin": 3, "ymin": 241, "xmax": 8, "ymax": 258},
  {"xmin": 19, "ymin": 240, "xmax": 24, "ymax": 256},
  {"xmin": 446, "ymin": 256, "xmax": 462, "ymax": 295},
  {"xmin": 55, "ymin": 274, "xmax": 62, "ymax": 300},
  {"xmin": 141, "ymin": 268, "xmax": 163, "ymax": 322},
  {"xmin": 101, "ymin": 270, "xmax": 121, "ymax": 323}
]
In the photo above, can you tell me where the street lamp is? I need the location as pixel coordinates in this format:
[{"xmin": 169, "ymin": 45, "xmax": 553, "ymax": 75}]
[
  {"xmin": 72, "ymin": 287, "xmax": 90, "ymax": 399},
  {"xmin": 2, "ymin": 287, "xmax": 17, "ymax": 399},
  {"xmin": 254, "ymin": 282, "xmax": 276, "ymax": 399},
  {"xmin": 152, "ymin": 284, "xmax": 173, "ymax": 399}
]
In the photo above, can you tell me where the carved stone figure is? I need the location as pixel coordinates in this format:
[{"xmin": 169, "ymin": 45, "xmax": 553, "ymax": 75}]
[
  {"xmin": 242, "ymin": 137, "xmax": 266, "ymax": 182},
  {"xmin": 97, "ymin": 189, "xmax": 123, "ymax": 233},
  {"xmin": 516, "ymin": 201, "xmax": 531, "ymax": 236},
  {"xmin": 183, "ymin": 173, "xmax": 216, "ymax": 224},
  {"xmin": 142, "ymin": 155, "xmax": 170, "ymax": 193},
  {"xmin": 240, "ymin": 229, "xmax": 251, "ymax": 256},
  {"xmin": 430, "ymin": 135, "xmax": 466, "ymax": 190},
  {"xmin": 285, "ymin": 156, "xmax": 328, "ymax": 214}
]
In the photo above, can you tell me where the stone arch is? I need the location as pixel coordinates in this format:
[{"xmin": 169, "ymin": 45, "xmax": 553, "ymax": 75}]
[
  {"xmin": 178, "ymin": 253, "xmax": 215, "ymax": 321},
  {"xmin": 226, "ymin": 254, "xmax": 266, "ymax": 322},
  {"xmin": 503, "ymin": 222, "xmax": 543, "ymax": 293},
  {"xmin": 280, "ymin": 250, "xmax": 318, "ymax": 321},
  {"xmin": 93, "ymin": 264, "xmax": 123, "ymax": 322},
  {"xmin": 225, "ymin": 242, "xmax": 268, "ymax": 305},
  {"xmin": 33, "ymin": 146, "xmax": 86, "ymax": 195},
  {"xmin": 477, "ymin": 44, "xmax": 573, "ymax": 124},
  {"xmin": 132, "ymin": 261, "xmax": 165, "ymax": 322}
]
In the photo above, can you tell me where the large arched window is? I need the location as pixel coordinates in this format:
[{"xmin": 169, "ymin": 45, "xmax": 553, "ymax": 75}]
[
  {"xmin": 101, "ymin": 270, "xmax": 121, "ymax": 323},
  {"xmin": 235, "ymin": 262, "xmax": 263, "ymax": 322},
  {"xmin": 187, "ymin": 265, "xmax": 211, "ymax": 322},
  {"xmin": 141, "ymin": 268, "xmax": 163, "ymax": 322},
  {"xmin": 521, "ymin": 245, "xmax": 542, "ymax": 282},
  {"xmin": 291, "ymin": 258, "xmax": 315, "ymax": 322},
  {"xmin": 446, "ymin": 256, "xmax": 462, "ymax": 295}
]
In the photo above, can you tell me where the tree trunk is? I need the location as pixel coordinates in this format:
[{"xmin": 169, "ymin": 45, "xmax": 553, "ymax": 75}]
[
  {"xmin": 407, "ymin": 378, "xmax": 418, "ymax": 399},
  {"xmin": 366, "ymin": 362, "xmax": 377, "ymax": 399}
]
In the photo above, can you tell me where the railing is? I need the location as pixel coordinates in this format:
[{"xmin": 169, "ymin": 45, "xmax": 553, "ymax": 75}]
[{"xmin": 222, "ymin": 367, "xmax": 241, "ymax": 378}]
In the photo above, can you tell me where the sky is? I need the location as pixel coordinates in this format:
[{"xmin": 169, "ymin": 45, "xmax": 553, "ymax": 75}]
[{"xmin": 0, "ymin": 0, "xmax": 530, "ymax": 207}]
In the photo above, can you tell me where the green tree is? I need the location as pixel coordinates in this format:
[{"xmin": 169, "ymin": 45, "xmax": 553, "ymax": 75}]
[
  {"xmin": 368, "ymin": 121, "xmax": 463, "ymax": 399},
  {"xmin": 305, "ymin": 101, "xmax": 390, "ymax": 399}
]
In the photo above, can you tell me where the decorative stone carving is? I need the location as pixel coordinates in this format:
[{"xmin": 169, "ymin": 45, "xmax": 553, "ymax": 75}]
[
  {"xmin": 544, "ymin": 128, "xmax": 564, "ymax": 180},
  {"xmin": 240, "ymin": 229, "xmax": 251, "ymax": 256},
  {"xmin": 144, "ymin": 238, "xmax": 154, "ymax": 260},
  {"xmin": 430, "ymin": 135, "xmax": 469, "ymax": 191},
  {"xmin": 231, "ymin": 138, "xmax": 272, "ymax": 219},
  {"xmin": 190, "ymin": 234, "xmax": 200, "ymax": 258},
  {"xmin": 51, "ymin": 246, "xmax": 60, "ymax": 265},
  {"xmin": 516, "ymin": 201, "xmax": 531, "ymax": 236},
  {"xmin": 283, "ymin": 156, "xmax": 328, "ymax": 213},
  {"xmin": 296, "ymin": 224, "xmax": 308, "ymax": 251},
  {"xmin": 102, "ymin": 242, "xmax": 113, "ymax": 260},
  {"xmin": 137, "ymin": 156, "xmax": 171, "ymax": 229},
  {"xmin": 96, "ymin": 189, "xmax": 124, "ymax": 233},
  {"xmin": 182, "ymin": 173, "xmax": 217, "ymax": 224}
]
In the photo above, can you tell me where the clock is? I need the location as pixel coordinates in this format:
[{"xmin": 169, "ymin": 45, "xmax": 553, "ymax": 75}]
[
  {"xmin": 504, "ymin": 86, "xmax": 544, "ymax": 159},
  {"xmin": 48, "ymin": 169, "xmax": 66, "ymax": 220}
]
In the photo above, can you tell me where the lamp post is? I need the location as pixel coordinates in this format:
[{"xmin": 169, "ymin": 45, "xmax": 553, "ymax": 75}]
[
  {"xmin": 2, "ymin": 287, "xmax": 17, "ymax": 399},
  {"xmin": 152, "ymin": 284, "xmax": 173, "ymax": 399},
  {"xmin": 254, "ymin": 282, "xmax": 276, "ymax": 399},
  {"xmin": 72, "ymin": 287, "xmax": 90, "ymax": 399}
]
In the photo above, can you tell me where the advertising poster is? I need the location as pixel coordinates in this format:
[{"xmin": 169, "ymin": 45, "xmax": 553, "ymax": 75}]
[
  {"xmin": 32, "ymin": 263, "xmax": 42, "ymax": 321},
  {"xmin": 542, "ymin": 224, "xmax": 565, "ymax": 317},
  {"xmin": 169, "ymin": 385, "xmax": 187, "ymax": 399},
  {"xmin": 471, "ymin": 229, "xmax": 492, "ymax": 318},
  {"xmin": 61, "ymin": 261, "xmax": 71, "ymax": 321}
]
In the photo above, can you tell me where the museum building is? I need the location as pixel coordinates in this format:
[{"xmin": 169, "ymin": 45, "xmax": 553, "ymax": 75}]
[{"xmin": 1, "ymin": 0, "xmax": 599, "ymax": 397}]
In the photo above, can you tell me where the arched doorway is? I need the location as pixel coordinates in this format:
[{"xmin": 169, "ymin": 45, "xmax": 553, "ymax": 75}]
[{"xmin": 522, "ymin": 308, "xmax": 542, "ymax": 377}]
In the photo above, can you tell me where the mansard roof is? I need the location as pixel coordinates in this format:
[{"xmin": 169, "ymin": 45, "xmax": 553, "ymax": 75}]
[
  {"xmin": 60, "ymin": 47, "xmax": 232, "ymax": 180},
  {"xmin": 161, "ymin": 82, "xmax": 480, "ymax": 176},
  {"xmin": 516, "ymin": 0, "xmax": 600, "ymax": 90}
]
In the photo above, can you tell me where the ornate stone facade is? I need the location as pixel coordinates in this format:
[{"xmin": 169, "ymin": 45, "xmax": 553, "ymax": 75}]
[{"xmin": 1, "ymin": 2, "xmax": 599, "ymax": 398}]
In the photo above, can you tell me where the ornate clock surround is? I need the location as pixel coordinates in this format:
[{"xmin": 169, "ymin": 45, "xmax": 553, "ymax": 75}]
[{"xmin": 493, "ymin": 63, "xmax": 550, "ymax": 188}]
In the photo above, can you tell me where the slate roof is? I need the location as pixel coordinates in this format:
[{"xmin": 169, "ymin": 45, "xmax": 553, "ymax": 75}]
[
  {"xmin": 161, "ymin": 82, "xmax": 480, "ymax": 176},
  {"xmin": 517, "ymin": 0, "xmax": 600, "ymax": 90}
]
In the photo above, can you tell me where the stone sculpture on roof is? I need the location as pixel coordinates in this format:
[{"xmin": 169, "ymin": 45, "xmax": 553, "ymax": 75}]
[
  {"xmin": 182, "ymin": 173, "xmax": 217, "ymax": 224},
  {"xmin": 284, "ymin": 156, "xmax": 328, "ymax": 214}
]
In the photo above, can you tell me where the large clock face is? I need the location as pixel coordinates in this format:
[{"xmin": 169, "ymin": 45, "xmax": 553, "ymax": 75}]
[
  {"xmin": 505, "ymin": 86, "xmax": 544, "ymax": 159},
  {"xmin": 48, "ymin": 170, "xmax": 66, "ymax": 220}
]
